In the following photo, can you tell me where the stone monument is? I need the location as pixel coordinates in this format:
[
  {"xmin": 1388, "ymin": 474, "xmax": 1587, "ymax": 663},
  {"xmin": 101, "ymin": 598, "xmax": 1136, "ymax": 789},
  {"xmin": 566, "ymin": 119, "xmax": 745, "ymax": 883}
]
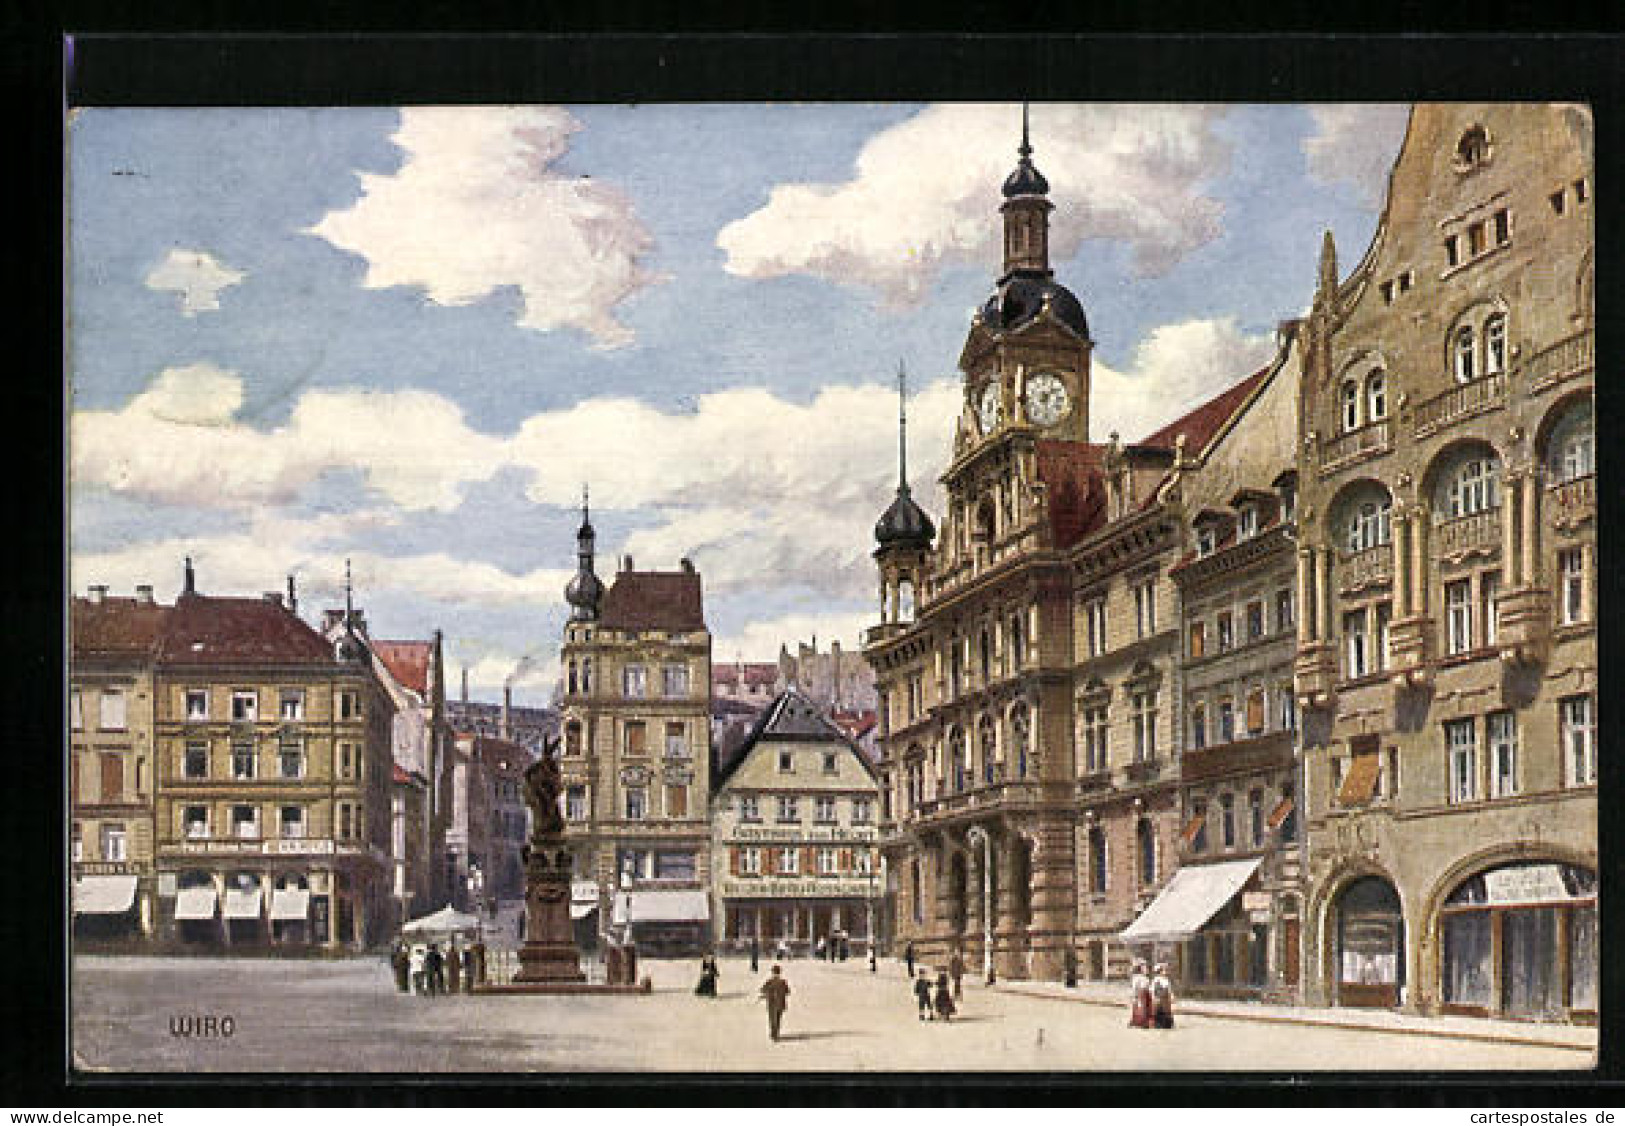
[{"xmin": 512, "ymin": 749, "xmax": 587, "ymax": 984}]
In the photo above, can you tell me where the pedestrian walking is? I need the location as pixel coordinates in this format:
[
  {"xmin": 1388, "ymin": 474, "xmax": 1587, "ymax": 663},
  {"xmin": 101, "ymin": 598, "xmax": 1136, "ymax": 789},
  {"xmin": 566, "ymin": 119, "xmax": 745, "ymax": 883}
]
[
  {"xmin": 933, "ymin": 971, "xmax": 957, "ymax": 1021},
  {"xmin": 758, "ymin": 964, "xmax": 791, "ymax": 1042},
  {"xmin": 1127, "ymin": 959, "xmax": 1152, "ymax": 1029},
  {"xmin": 409, "ymin": 943, "xmax": 428, "ymax": 995},
  {"xmin": 695, "ymin": 953, "xmax": 719, "ymax": 997},
  {"xmin": 426, "ymin": 943, "xmax": 445, "ymax": 996},
  {"xmin": 470, "ymin": 938, "xmax": 486, "ymax": 989},
  {"xmin": 815, "ymin": 936, "xmax": 827, "ymax": 961},
  {"xmin": 446, "ymin": 942, "xmax": 463, "ymax": 994},
  {"xmin": 390, "ymin": 941, "xmax": 410, "ymax": 993},
  {"xmin": 904, "ymin": 941, "xmax": 916, "ymax": 978},
  {"xmin": 868, "ymin": 945, "xmax": 877, "ymax": 974},
  {"xmin": 948, "ymin": 949, "xmax": 966, "ymax": 1000},
  {"xmin": 1151, "ymin": 963, "xmax": 1175, "ymax": 1029},
  {"xmin": 749, "ymin": 936, "xmax": 760, "ymax": 973},
  {"xmin": 913, "ymin": 969, "xmax": 934, "ymax": 1020}
]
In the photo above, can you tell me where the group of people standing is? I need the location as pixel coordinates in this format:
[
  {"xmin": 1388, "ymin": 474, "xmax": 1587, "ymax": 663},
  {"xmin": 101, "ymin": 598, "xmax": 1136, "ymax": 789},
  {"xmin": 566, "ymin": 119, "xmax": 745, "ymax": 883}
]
[
  {"xmin": 390, "ymin": 937, "xmax": 485, "ymax": 996},
  {"xmin": 1127, "ymin": 959, "xmax": 1175, "ymax": 1029}
]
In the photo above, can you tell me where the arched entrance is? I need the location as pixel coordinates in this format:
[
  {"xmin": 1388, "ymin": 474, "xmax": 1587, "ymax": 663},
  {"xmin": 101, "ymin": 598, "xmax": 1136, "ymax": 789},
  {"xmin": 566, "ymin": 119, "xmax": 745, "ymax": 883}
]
[
  {"xmin": 1439, "ymin": 861, "xmax": 1597, "ymax": 1021},
  {"xmin": 1333, "ymin": 875, "xmax": 1404, "ymax": 1008}
]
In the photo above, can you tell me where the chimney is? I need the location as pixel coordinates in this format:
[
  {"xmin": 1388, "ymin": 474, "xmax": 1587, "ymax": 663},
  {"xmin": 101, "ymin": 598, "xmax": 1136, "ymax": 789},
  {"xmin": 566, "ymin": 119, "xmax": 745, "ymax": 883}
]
[
  {"xmin": 262, "ymin": 591, "xmax": 283, "ymax": 606},
  {"xmin": 501, "ymin": 686, "xmax": 512, "ymax": 741},
  {"xmin": 87, "ymin": 585, "xmax": 107, "ymax": 604},
  {"xmin": 621, "ymin": 554, "xmax": 634, "ymax": 573},
  {"xmin": 182, "ymin": 556, "xmax": 196, "ymax": 595},
  {"xmin": 286, "ymin": 575, "xmax": 298, "ymax": 616},
  {"xmin": 134, "ymin": 584, "xmax": 153, "ymax": 604},
  {"xmin": 461, "ymin": 666, "xmax": 469, "ymax": 705},
  {"xmin": 680, "ymin": 557, "xmax": 694, "ymax": 574}
]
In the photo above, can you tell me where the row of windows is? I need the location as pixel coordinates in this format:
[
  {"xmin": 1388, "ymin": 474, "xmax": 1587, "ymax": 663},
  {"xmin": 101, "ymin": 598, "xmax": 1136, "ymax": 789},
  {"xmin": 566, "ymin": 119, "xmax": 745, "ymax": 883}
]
[
  {"xmin": 174, "ymin": 739, "xmax": 364, "ymax": 781},
  {"xmin": 1188, "ymin": 682, "xmax": 1297, "ymax": 751},
  {"xmin": 733, "ymin": 845, "xmax": 876, "ymax": 877},
  {"xmin": 1078, "ymin": 690, "xmax": 1159, "ymax": 773},
  {"xmin": 734, "ymin": 794, "xmax": 875, "ymax": 825},
  {"xmin": 1188, "ymin": 787, "xmax": 1284, "ymax": 855},
  {"xmin": 1084, "ymin": 790, "xmax": 1299, "ymax": 898},
  {"xmin": 1080, "ymin": 577, "xmax": 1159, "ymax": 658},
  {"xmin": 1194, "ymin": 493, "xmax": 1292, "ymax": 558},
  {"xmin": 616, "ymin": 848, "xmax": 696, "ymax": 882},
  {"xmin": 1443, "ymin": 208, "xmax": 1512, "ymax": 272},
  {"xmin": 176, "ymin": 801, "xmax": 363, "ymax": 840},
  {"xmin": 946, "ymin": 611, "xmax": 1029, "ymax": 696},
  {"xmin": 173, "ymin": 687, "xmax": 359, "ymax": 724},
  {"xmin": 597, "ymin": 720, "xmax": 691, "ymax": 759},
  {"xmin": 611, "ymin": 784, "xmax": 691, "ymax": 822},
  {"xmin": 1188, "ymin": 589, "xmax": 1294, "ymax": 659},
  {"xmin": 70, "ymin": 821, "xmax": 128, "ymax": 862}
]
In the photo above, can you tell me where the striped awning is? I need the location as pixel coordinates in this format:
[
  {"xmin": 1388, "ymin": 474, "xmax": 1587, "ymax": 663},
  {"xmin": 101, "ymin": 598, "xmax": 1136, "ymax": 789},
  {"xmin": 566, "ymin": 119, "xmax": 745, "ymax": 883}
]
[
  {"xmin": 73, "ymin": 875, "xmax": 137, "ymax": 915},
  {"xmin": 175, "ymin": 886, "xmax": 219, "ymax": 920}
]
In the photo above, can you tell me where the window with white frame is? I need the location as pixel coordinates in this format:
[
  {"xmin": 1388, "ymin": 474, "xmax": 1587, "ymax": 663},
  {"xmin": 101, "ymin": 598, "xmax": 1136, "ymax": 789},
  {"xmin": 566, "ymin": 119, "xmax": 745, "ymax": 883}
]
[
  {"xmin": 1133, "ymin": 578, "xmax": 1156, "ymax": 638},
  {"xmin": 1343, "ymin": 609, "xmax": 1369, "ymax": 678},
  {"xmin": 1485, "ymin": 313, "xmax": 1507, "ymax": 373},
  {"xmin": 279, "ymin": 805, "xmax": 305, "ymax": 838},
  {"xmin": 1276, "ymin": 588, "xmax": 1294, "ymax": 633},
  {"xmin": 624, "ymin": 787, "xmax": 647, "ymax": 821},
  {"xmin": 279, "ymin": 689, "xmax": 305, "ymax": 721},
  {"xmin": 1082, "ymin": 706, "xmax": 1109, "ymax": 773},
  {"xmin": 823, "ymin": 751, "xmax": 838, "ymax": 775},
  {"xmin": 338, "ymin": 690, "xmax": 359, "ymax": 720},
  {"xmin": 1196, "ymin": 527, "xmax": 1217, "ymax": 557},
  {"xmin": 1085, "ymin": 598, "xmax": 1108, "ymax": 657},
  {"xmin": 622, "ymin": 665, "xmax": 648, "ymax": 698},
  {"xmin": 1278, "ymin": 683, "xmax": 1297, "ymax": 731},
  {"xmin": 664, "ymin": 722, "xmax": 687, "ymax": 759},
  {"xmin": 1446, "ymin": 579, "xmax": 1474, "ymax": 655},
  {"xmin": 1131, "ymin": 690, "xmax": 1158, "ymax": 762},
  {"xmin": 184, "ymin": 689, "xmax": 209, "ymax": 721},
  {"xmin": 776, "ymin": 796, "xmax": 799, "ymax": 823},
  {"xmin": 1481, "ymin": 572, "xmax": 1500, "ymax": 647},
  {"xmin": 1562, "ymin": 695, "xmax": 1596, "ymax": 787},
  {"xmin": 1366, "ymin": 370, "xmax": 1388, "ymax": 422},
  {"xmin": 231, "ymin": 740, "xmax": 256, "ymax": 780},
  {"xmin": 1446, "ymin": 719, "xmax": 1478, "ymax": 804},
  {"xmin": 738, "ymin": 795, "xmax": 760, "ymax": 822},
  {"xmin": 1454, "ymin": 326, "xmax": 1476, "ymax": 382},
  {"xmin": 100, "ymin": 823, "xmax": 127, "ymax": 861},
  {"xmin": 815, "ymin": 796, "xmax": 837, "ymax": 823},
  {"xmin": 1341, "ymin": 380, "xmax": 1360, "ymax": 432},
  {"xmin": 278, "ymin": 736, "xmax": 304, "ymax": 779},
  {"xmin": 230, "ymin": 690, "xmax": 258, "ymax": 723},
  {"xmin": 1548, "ymin": 401, "xmax": 1595, "ymax": 482},
  {"xmin": 776, "ymin": 847, "xmax": 799, "ymax": 875},
  {"xmin": 231, "ymin": 804, "xmax": 259, "ymax": 839},
  {"xmin": 1488, "ymin": 710, "xmax": 1519, "ymax": 798},
  {"xmin": 184, "ymin": 805, "xmax": 209, "ymax": 839},
  {"xmin": 853, "ymin": 798, "xmax": 873, "ymax": 824},
  {"xmin": 741, "ymin": 846, "xmax": 762, "ymax": 875},
  {"xmin": 1560, "ymin": 548, "xmax": 1587, "ymax": 625},
  {"xmin": 817, "ymin": 847, "xmax": 838, "ymax": 875},
  {"xmin": 1376, "ymin": 602, "xmax": 1392, "ymax": 671},
  {"xmin": 1238, "ymin": 505, "xmax": 1259, "ymax": 541},
  {"xmin": 566, "ymin": 785, "xmax": 588, "ymax": 821},
  {"xmin": 854, "ymin": 849, "xmax": 874, "ymax": 875},
  {"xmin": 662, "ymin": 665, "xmax": 689, "ymax": 697},
  {"xmin": 1217, "ymin": 611, "xmax": 1233, "ymax": 652},
  {"xmin": 1347, "ymin": 498, "xmax": 1393, "ymax": 552},
  {"xmin": 1444, "ymin": 456, "xmax": 1500, "ymax": 518},
  {"xmin": 99, "ymin": 688, "xmax": 127, "ymax": 732}
]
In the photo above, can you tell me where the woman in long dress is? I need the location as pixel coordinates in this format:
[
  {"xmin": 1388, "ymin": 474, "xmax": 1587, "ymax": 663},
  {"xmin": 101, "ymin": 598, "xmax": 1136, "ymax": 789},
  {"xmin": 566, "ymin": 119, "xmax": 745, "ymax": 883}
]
[
  {"xmin": 1128, "ymin": 959, "xmax": 1152, "ymax": 1028},
  {"xmin": 695, "ymin": 954, "xmax": 719, "ymax": 997},
  {"xmin": 1151, "ymin": 963, "xmax": 1175, "ymax": 1029}
]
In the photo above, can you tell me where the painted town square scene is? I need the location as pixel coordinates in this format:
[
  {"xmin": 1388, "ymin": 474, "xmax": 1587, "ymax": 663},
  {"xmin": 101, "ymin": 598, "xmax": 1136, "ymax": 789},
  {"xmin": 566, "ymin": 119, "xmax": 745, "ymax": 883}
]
[{"xmin": 67, "ymin": 99, "xmax": 1596, "ymax": 1072}]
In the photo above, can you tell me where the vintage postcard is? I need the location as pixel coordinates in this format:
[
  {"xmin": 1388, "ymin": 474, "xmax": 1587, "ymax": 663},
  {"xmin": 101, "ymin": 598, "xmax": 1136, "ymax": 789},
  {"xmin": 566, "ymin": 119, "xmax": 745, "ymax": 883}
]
[{"xmin": 66, "ymin": 91, "xmax": 1596, "ymax": 1074}]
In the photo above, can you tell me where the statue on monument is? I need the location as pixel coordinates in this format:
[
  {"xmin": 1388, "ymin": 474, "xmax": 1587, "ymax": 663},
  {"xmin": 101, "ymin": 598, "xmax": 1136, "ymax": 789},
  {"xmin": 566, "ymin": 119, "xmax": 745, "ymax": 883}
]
[{"xmin": 522, "ymin": 741, "xmax": 566, "ymax": 841}]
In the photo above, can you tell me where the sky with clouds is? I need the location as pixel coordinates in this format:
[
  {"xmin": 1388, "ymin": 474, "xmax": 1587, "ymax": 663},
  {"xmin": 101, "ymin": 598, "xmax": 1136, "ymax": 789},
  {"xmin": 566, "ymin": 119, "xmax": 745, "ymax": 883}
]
[{"xmin": 67, "ymin": 102, "xmax": 1410, "ymax": 705}]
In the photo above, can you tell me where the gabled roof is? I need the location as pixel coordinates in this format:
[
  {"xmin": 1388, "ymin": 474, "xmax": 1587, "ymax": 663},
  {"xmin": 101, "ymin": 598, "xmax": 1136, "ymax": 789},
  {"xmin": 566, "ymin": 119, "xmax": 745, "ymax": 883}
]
[
  {"xmin": 157, "ymin": 594, "xmax": 334, "ymax": 666},
  {"xmin": 71, "ymin": 597, "xmax": 169, "ymax": 658},
  {"xmin": 1137, "ymin": 365, "xmax": 1272, "ymax": 458},
  {"xmin": 372, "ymin": 640, "xmax": 432, "ymax": 695},
  {"xmin": 599, "ymin": 569, "xmax": 706, "ymax": 632},
  {"xmin": 713, "ymin": 662, "xmax": 778, "ymax": 689},
  {"xmin": 713, "ymin": 688, "xmax": 875, "ymax": 790}
]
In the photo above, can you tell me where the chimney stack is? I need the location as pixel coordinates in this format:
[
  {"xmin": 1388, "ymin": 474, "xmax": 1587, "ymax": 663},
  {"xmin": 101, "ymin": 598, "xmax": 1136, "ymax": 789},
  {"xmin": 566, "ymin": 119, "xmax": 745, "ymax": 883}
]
[
  {"xmin": 134, "ymin": 585, "xmax": 153, "ymax": 604},
  {"xmin": 461, "ymin": 666, "xmax": 469, "ymax": 705},
  {"xmin": 680, "ymin": 557, "xmax": 694, "ymax": 574},
  {"xmin": 263, "ymin": 591, "xmax": 283, "ymax": 606},
  {"xmin": 286, "ymin": 575, "xmax": 298, "ymax": 616},
  {"xmin": 87, "ymin": 585, "xmax": 107, "ymax": 603},
  {"xmin": 502, "ymin": 686, "xmax": 512, "ymax": 741},
  {"xmin": 182, "ymin": 556, "xmax": 196, "ymax": 595}
]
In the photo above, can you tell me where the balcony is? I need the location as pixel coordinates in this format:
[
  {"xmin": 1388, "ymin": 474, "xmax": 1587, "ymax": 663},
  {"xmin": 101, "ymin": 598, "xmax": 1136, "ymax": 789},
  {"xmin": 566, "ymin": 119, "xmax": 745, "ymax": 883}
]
[
  {"xmin": 1294, "ymin": 643, "xmax": 1338, "ymax": 705},
  {"xmin": 1412, "ymin": 372, "xmax": 1506, "ymax": 439},
  {"xmin": 1123, "ymin": 757, "xmax": 1166, "ymax": 786},
  {"xmin": 863, "ymin": 621, "xmax": 909, "ymax": 647},
  {"xmin": 1319, "ymin": 420, "xmax": 1391, "ymax": 476},
  {"xmin": 1550, "ymin": 474, "xmax": 1596, "ymax": 530},
  {"xmin": 1522, "ymin": 330, "xmax": 1594, "ymax": 393},
  {"xmin": 1433, "ymin": 510, "xmax": 1500, "ymax": 560},
  {"xmin": 1338, "ymin": 544, "xmax": 1393, "ymax": 593}
]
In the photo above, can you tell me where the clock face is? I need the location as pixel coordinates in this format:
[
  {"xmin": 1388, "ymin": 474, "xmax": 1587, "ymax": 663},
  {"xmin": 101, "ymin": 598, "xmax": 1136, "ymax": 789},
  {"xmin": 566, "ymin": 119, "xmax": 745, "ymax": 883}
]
[
  {"xmin": 977, "ymin": 382, "xmax": 1004, "ymax": 434},
  {"xmin": 1025, "ymin": 372, "xmax": 1071, "ymax": 427}
]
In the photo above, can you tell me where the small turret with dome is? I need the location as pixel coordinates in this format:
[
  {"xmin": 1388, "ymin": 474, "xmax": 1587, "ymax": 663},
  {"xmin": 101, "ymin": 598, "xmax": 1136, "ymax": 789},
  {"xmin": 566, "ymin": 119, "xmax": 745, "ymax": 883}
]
[
  {"xmin": 564, "ymin": 486, "xmax": 605, "ymax": 622},
  {"xmin": 874, "ymin": 362, "xmax": 936, "ymax": 551}
]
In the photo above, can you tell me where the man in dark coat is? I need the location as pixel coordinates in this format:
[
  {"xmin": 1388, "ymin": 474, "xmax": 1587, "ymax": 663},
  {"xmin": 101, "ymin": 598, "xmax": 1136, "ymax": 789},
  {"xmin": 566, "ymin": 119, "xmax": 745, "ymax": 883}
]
[
  {"xmin": 758, "ymin": 964, "xmax": 791, "ymax": 1041},
  {"xmin": 750, "ymin": 936, "xmax": 760, "ymax": 973},
  {"xmin": 470, "ymin": 938, "xmax": 487, "ymax": 988},
  {"xmin": 948, "ymin": 950, "xmax": 966, "ymax": 1001},
  {"xmin": 425, "ymin": 944, "xmax": 444, "ymax": 996},
  {"xmin": 904, "ymin": 941, "xmax": 916, "ymax": 977},
  {"xmin": 446, "ymin": 944, "xmax": 462, "ymax": 994},
  {"xmin": 390, "ymin": 941, "xmax": 410, "ymax": 993},
  {"xmin": 913, "ymin": 969, "xmax": 934, "ymax": 1020}
]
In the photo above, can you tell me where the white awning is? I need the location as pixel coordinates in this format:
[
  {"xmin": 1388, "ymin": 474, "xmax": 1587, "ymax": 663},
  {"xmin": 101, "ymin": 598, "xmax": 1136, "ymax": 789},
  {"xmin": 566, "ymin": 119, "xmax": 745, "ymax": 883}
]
[
  {"xmin": 613, "ymin": 889, "xmax": 711, "ymax": 925},
  {"xmin": 175, "ymin": 886, "xmax": 219, "ymax": 920},
  {"xmin": 1120, "ymin": 857, "xmax": 1262, "ymax": 945},
  {"xmin": 223, "ymin": 887, "xmax": 263, "ymax": 919},
  {"xmin": 270, "ymin": 889, "xmax": 310, "ymax": 921},
  {"xmin": 401, "ymin": 905, "xmax": 482, "ymax": 936},
  {"xmin": 73, "ymin": 875, "xmax": 137, "ymax": 915}
]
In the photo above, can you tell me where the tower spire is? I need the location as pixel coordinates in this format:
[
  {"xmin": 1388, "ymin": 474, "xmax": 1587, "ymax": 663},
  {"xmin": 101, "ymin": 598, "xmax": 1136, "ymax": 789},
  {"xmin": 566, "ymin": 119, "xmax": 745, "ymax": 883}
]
[
  {"xmin": 344, "ymin": 558, "xmax": 354, "ymax": 624},
  {"xmin": 897, "ymin": 359, "xmax": 909, "ymax": 492},
  {"xmin": 1020, "ymin": 100, "xmax": 1031, "ymax": 160}
]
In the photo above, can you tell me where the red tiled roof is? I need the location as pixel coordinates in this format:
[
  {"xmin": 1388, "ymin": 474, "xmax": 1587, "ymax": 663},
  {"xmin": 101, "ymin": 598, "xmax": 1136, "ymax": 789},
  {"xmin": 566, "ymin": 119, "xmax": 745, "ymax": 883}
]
[
  {"xmin": 372, "ymin": 640, "xmax": 432, "ymax": 695},
  {"xmin": 599, "ymin": 570, "xmax": 706, "ymax": 632},
  {"xmin": 1035, "ymin": 440, "xmax": 1108, "ymax": 549},
  {"xmin": 1137, "ymin": 365, "xmax": 1271, "ymax": 456},
  {"xmin": 713, "ymin": 662, "xmax": 778, "ymax": 687},
  {"xmin": 71, "ymin": 597, "xmax": 170, "ymax": 658},
  {"xmin": 157, "ymin": 594, "xmax": 335, "ymax": 665}
]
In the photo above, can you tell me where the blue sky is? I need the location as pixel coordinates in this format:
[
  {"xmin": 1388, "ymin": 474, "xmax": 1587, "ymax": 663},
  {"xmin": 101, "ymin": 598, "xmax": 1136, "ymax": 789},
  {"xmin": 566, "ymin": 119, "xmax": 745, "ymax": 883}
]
[{"xmin": 67, "ymin": 102, "xmax": 1409, "ymax": 705}]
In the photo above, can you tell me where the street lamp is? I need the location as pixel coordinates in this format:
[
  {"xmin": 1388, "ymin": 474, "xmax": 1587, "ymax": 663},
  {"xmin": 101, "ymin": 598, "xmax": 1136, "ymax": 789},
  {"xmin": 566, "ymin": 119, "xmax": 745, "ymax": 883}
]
[{"xmin": 966, "ymin": 825, "xmax": 994, "ymax": 984}]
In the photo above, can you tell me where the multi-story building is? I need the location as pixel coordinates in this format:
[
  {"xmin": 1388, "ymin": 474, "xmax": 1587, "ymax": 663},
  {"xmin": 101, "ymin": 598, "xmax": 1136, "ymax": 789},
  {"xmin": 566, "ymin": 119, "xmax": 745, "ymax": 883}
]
[
  {"xmin": 710, "ymin": 689, "xmax": 883, "ymax": 954},
  {"xmin": 445, "ymin": 686, "xmax": 556, "ymax": 758},
  {"xmin": 1125, "ymin": 329, "xmax": 1307, "ymax": 1001},
  {"xmin": 474, "ymin": 733, "xmax": 532, "ymax": 901},
  {"xmin": 778, "ymin": 639, "xmax": 878, "ymax": 714},
  {"xmin": 1294, "ymin": 104, "xmax": 1595, "ymax": 1021},
  {"xmin": 152, "ymin": 562, "xmax": 395, "ymax": 951},
  {"xmin": 557, "ymin": 501, "xmax": 714, "ymax": 954},
  {"xmin": 70, "ymin": 585, "xmax": 167, "ymax": 945},
  {"xmin": 713, "ymin": 661, "xmax": 780, "ymax": 708},
  {"xmin": 446, "ymin": 731, "xmax": 493, "ymax": 914},
  {"xmin": 389, "ymin": 763, "xmax": 430, "ymax": 930}
]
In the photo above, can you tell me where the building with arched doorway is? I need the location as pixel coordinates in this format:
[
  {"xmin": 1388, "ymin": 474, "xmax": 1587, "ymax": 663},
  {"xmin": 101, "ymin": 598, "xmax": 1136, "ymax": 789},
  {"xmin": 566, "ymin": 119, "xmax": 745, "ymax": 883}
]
[{"xmin": 1295, "ymin": 104, "xmax": 1595, "ymax": 1021}]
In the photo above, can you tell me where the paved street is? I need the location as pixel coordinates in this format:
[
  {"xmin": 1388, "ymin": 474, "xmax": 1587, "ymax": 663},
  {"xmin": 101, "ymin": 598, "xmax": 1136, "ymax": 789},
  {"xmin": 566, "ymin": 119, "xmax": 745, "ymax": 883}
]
[{"xmin": 72, "ymin": 954, "xmax": 1594, "ymax": 1073}]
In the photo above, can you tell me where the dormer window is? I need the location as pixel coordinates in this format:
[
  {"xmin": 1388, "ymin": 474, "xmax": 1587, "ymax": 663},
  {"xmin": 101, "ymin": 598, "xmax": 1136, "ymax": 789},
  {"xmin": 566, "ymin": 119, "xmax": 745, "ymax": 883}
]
[
  {"xmin": 1197, "ymin": 527, "xmax": 1217, "ymax": 557},
  {"xmin": 1238, "ymin": 506, "xmax": 1258, "ymax": 541}
]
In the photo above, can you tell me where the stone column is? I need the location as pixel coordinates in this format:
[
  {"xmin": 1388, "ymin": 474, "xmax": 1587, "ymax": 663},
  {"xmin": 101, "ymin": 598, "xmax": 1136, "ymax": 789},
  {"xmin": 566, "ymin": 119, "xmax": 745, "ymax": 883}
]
[
  {"xmin": 1521, "ymin": 471, "xmax": 1541, "ymax": 587},
  {"xmin": 1411, "ymin": 514, "xmax": 1429, "ymax": 616},
  {"xmin": 1394, "ymin": 512, "xmax": 1412, "ymax": 618},
  {"xmin": 1298, "ymin": 548, "xmax": 1316, "ymax": 643},
  {"xmin": 1318, "ymin": 549, "xmax": 1336, "ymax": 643},
  {"xmin": 1501, "ymin": 473, "xmax": 1522, "ymax": 587},
  {"xmin": 994, "ymin": 831, "xmax": 1030, "ymax": 980},
  {"xmin": 1027, "ymin": 814, "xmax": 1077, "ymax": 980}
]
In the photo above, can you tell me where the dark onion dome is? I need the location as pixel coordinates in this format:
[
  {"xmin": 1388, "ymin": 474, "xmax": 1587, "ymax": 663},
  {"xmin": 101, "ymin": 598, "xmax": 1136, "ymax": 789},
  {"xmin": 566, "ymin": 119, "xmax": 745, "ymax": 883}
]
[
  {"xmin": 1002, "ymin": 152, "xmax": 1050, "ymax": 198},
  {"xmin": 875, "ymin": 484, "xmax": 936, "ymax": 549},
  {"xmin": 564, "ymin": 567, "xmax": 605, "ymax": 619},
  {"xmin": 980, "ymin": 274, "xmax": 1090, "ymax": 339}
]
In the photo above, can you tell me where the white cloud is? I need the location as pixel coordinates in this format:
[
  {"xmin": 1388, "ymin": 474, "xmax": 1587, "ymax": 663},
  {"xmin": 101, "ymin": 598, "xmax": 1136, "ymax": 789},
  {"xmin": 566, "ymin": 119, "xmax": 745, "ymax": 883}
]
[
  {"xmin": 1091, "ymin": 317, "xmax": 1279, "ymax": 442},
  {"xmin": 1303, "ymin": 105, "xmax": 1412, "ymax": 208},
  {"xmin": 307, "ymin": 107, "xmax": 662, "ymax": 349},
  {"xmin": 714, "ymin": 609, "xmax": 876, "ymax": 665},
  {"xmin": 718, "ymin": 103, "xmax": 1231, "ymax": 306},
  {"xmin": 144, "ymin": 249, "xmax": 245, "ymax": 314},
  {"xmin": 72, "ymin": 364, "xmax": 506, "ymax": 512}
]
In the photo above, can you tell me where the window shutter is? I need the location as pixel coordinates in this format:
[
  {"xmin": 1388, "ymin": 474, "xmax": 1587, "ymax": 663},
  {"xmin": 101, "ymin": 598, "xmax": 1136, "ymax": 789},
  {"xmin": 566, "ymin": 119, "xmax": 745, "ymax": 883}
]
[
  {"xmin": 802, "ymin": 846, "xmax": 816, "ymax": 874},
  {"xmin": 840, "ymin": 848, "xmax": 852, "ymax": 872},
  {"xmin": 71, "ymin": 756, "xmax": 79, "ymax": 803},
  {"xmin": 1246, "ymin": 691, "xmax": 1265, "ymax": 733},
  {"xmin": 101, "ymin": 753, "xmax": 123, "ymax": 802},
  {"xmin": 729, "ymin": 847, "xmax": 740, "ymax": 876}
]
